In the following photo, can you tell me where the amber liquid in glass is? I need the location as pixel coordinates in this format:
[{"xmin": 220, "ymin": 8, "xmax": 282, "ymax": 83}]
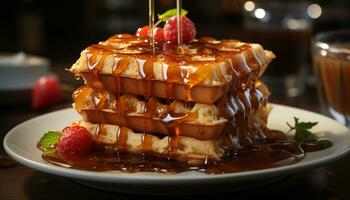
[{"xmin": 313, "ymin": 43, "xmax": 350, "ymax": 123}]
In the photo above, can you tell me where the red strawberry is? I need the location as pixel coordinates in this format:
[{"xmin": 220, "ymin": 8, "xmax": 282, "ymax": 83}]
[
  {"xmin": 164, "ymin": 16, "xmax": 196, "ymax": 43},
  {"xmin": 32, "ymin": 76, "xmax": 63, "ymax": 110},
  {"xmin": 57, "ymin": 126, "xmax": 94, "ymax": 156},
  {"xmin": 136, "ymin": 25, "xmax": 164, "ymax": 42}
]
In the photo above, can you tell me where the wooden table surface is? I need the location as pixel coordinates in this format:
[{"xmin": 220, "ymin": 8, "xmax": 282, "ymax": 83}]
[{"xmin": 1, "ymin": 86, "xmax": 350, "ymax": 200}]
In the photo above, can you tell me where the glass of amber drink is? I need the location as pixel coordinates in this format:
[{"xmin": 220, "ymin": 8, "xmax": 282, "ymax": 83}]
[{"xmin": 312, "ymin": 30, "xmax": 350, "ymax": 126}]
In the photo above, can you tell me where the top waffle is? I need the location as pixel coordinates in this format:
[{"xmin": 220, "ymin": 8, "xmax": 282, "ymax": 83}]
[{"xmin": 69, "ymin": 34, "xmax": 274, "ymax": 103}]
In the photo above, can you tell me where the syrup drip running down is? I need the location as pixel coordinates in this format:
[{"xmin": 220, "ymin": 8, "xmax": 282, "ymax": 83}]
[{"xmin": 168, "ymin": 0, "xmax": 184, "ymax": 157}]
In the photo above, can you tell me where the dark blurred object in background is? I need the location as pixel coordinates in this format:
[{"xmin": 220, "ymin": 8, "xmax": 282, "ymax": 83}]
[
  {"xmin": 1, "ymin": 0, "xmax": 350, "ymax": 95},
  {"xmin": 242, "ymin": 1, "xmax": 313, "ymax": 98}
]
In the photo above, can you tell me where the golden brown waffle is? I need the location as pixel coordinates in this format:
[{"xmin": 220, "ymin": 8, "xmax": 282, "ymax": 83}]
[{"xmin": 66, "ymin": 33, "xmax": 274, "ymax": 164}]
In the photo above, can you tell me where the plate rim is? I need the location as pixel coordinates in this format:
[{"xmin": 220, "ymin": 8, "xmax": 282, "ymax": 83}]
[{"xmin": 4, "ymin": 104, "xmax": 350, "ymax": 183}]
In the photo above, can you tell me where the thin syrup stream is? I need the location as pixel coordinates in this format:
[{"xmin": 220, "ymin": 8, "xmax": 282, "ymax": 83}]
[
  {"xmin": 148, "ymin": 0, "xmax": 155, "ymax": 53},
  {"xmin": 176, "ymin": 0, "xmax": 182, "ymax": 47}
]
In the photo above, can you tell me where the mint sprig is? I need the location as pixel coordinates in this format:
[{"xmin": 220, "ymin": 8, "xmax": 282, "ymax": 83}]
[
  {"xmin": 38, "ymin": 131, "xmax": 60, "ymax": 152},
  {"xmin": 158, "ymin": 8, "xmax": 188, "ymax": 22},
  {"xmin": 287, "ymin": 117, "xmax": 318, "ymax": 144}
]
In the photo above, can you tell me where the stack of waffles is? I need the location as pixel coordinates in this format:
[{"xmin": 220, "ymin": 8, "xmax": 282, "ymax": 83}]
[{"xmin": 69, "ymin": 34, "xmax": 275, "ymax": 164}]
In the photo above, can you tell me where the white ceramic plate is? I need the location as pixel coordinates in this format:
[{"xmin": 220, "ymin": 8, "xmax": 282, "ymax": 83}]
[{"xmin": 4, "ymin": 104, "xmax": 350, "ymax": 194}]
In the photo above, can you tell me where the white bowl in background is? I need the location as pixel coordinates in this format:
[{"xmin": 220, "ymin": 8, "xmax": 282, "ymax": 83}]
[{"xmin": 0, "ymin": 52, "xmax": 50, "ymax": 91}]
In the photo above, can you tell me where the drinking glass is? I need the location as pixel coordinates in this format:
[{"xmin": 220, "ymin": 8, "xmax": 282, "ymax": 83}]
[{"xmin": 312, "ymin": 30, "xmax": 350, "ymax": 126}]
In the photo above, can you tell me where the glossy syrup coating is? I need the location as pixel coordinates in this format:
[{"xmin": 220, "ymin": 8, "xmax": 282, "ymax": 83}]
[{"xmin": 82, "ymin": 33, "xmax": 268, "ymax": 89}]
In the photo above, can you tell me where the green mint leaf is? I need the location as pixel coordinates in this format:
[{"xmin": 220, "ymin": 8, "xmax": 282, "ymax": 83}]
[
  {"xmin": 295, "ymin": 129, "xmax": 317, "ymax": 143},
  {"xmin": 294, "ymin": 117, "xmax": 299, "ymax": 124},
  {"xmin": 288, "ymin": 117, "xmax": 318, "ymax": 144},
  {"xmin": 43, "ymin": 149, "xmax": 59, "ymax": 158},
  {"xmin": 158, "ymin": 8, "xmax": 188, "ymax": 22},
  {"xmin": 286, "ymin": 122, "xmax": 294, "ymax": 130},
  {"xmin": 287, "ymin": 117, "xmax": 299, "ymax": 131},
  {"xmin": 38, "ymin": 131, "xmax": 60, "ymax": 152},
  {"xmin": 318, "ymin": 140, "xmax": 333, "ymax": 149},
  {"xmin": 296, "ymin": 121, "xmax": 318, "ymax": 130}
]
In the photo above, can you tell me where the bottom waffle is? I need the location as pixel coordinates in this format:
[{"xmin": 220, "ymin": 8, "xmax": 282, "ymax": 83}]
[{"xmin": 76, "ymin": 120, "xmax": 225, "ymax": 165}]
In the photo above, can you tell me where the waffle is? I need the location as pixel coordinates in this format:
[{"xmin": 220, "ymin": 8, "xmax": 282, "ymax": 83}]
[
  {"xmin": 68, "ymin": 34, "xmax": 274, "ymax": 164},
  {"xmin": 70, "ymin": 34, "xmax": 275, "ymax": 104},
  {"xmin": 76, "ymin": 120, "xmax": 224, "ymax": 165}
]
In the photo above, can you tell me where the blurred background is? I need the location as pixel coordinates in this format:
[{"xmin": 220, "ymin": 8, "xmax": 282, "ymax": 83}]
[
  {"xmin": 1, "ymin": 0, "xmax": 350, "ymax": 107},
  {"xmin": 1, "ymin": 1, "xmax": 350, "ymax": 197}
]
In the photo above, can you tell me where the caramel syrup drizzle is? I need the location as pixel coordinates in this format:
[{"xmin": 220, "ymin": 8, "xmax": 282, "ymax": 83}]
[
  {"xmin": 176, "ymin": 0, "xmax": 183, "ymax": 47},
  {"xmin": 81, "ymin": 33, "xmax": 266, "ymax": 159},
  {"xmin": 84, "ymin": 45, "xmax": 110, "ymax": 143},
  {"xmin": 84, "ymin": 34, "xmax": 264, "ymax": 90},
  {"xmin": 73, "ymin": 83, "xmax": 267, "ymax": 161},
  {"xmin": 117, "ymin": 127, "xmax": 128, "ymax": 152}
]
